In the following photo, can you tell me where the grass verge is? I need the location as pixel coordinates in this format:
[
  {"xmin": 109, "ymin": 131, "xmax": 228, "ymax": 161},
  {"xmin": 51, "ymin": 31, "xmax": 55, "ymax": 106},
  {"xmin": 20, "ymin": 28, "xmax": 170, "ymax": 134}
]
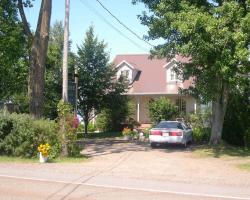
[
  {"xmin": 192, "ymin": 143, "xmax": 250, "ymax": 158},
  {"xmin": 238, "ymin": 163, "xmax": 250, "ymax": 171},
  {"xmin": 0, "ymin": 155, "xmax": 87, "ymax": 163}
]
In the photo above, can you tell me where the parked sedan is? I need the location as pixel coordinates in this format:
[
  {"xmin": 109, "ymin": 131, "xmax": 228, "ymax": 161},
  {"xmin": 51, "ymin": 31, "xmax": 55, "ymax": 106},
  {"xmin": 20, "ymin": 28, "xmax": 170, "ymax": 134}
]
[{"xmin": 149, "ymin": 121, "xmax": 192, "ymax": 148}]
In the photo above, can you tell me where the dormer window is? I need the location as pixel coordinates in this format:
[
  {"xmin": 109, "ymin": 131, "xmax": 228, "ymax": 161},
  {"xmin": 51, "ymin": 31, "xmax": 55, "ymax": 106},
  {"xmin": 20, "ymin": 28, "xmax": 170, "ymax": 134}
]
[
  {"xmin": 121, "ymin": 70, "xmax": 130, "ymax": 79},
  {"xmin": 170, "ymin": 68, "xmax": 177, "ymax": 81}
]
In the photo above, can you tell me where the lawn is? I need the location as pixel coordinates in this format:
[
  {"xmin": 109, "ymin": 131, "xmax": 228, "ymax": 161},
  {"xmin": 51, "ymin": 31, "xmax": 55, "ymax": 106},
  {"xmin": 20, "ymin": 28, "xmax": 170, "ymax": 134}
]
[
  {"xmin": 78, "ymin": 131, "xmax": 123, "ymax": 139},
  {"xmin": 238, "ymin": 163, "xmax": 250, "ymax": 171},
  {"xmin": 0, "ymin": 155, "xmax": 87, "ymax": 163},
  {"xmin": 192, "ymin": 143, "xmax": 250, "ymax": 158}
]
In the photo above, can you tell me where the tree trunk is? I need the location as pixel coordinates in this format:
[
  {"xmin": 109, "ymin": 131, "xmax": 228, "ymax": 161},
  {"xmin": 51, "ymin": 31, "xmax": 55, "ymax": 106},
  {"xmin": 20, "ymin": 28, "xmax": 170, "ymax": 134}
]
[
  {"xmin": 29, "ymin": 0, "xmax": 52, "ymax": 118},
  {"xmin": 84, "ymin": 118, "xmax": 88, "ymax": 137},
  {"xmin": 209, "ymin": 82, "xmax": 229, "ymax": 145},
  {"xmin": 18, "ymin": 0, "xmax": 52, "ymax": 118}
]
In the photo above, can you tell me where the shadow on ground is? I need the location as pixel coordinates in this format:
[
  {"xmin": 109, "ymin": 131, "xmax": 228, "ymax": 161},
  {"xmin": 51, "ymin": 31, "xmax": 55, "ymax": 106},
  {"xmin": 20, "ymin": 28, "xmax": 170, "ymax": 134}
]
[{"xmin": 79, "ymin": 138, "xmax": 193, "ymax": 157}]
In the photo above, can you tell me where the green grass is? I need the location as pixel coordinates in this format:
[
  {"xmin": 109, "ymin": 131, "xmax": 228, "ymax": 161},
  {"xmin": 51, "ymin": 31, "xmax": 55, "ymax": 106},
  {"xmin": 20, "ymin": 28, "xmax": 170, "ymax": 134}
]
[
  {"xmin": 0, "ymin": 155, "xmax": 87, "ymax": 163},
  {"xmin": 238, "ymin": 163, "xmax": 250, "ymax": 171},
  {"xmin": 193, "ymin": 144, "xmax": 250, "ymax": 158},
  {"xmin": 0, "ymin": 156, "xmax": 37, "ymax": 163},
  {"xmin": 78, "ymin": 131, "xmax": 123, "ymax": 139}
]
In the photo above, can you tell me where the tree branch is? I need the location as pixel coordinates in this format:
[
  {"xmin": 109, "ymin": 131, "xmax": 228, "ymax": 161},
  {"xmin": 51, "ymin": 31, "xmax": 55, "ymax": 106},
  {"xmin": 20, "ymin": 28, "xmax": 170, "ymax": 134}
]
[{"xmin": 17, "ymin": 0, "xmax": 33, "ymax": 39}]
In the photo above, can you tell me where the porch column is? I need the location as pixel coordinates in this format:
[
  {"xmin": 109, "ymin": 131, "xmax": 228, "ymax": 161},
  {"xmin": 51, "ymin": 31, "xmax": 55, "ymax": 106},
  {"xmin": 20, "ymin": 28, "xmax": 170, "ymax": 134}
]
[
  {"xmin": 194, "ymin": 100, "xmax": 197, "ymax": 114},
  {"xmin": 137, "ymin": 96, "xmax": 140, "ymax": 122}
]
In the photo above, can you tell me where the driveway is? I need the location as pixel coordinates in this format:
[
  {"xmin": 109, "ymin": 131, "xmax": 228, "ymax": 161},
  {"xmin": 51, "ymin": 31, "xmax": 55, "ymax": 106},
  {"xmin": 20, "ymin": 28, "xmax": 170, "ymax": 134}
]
[{"xmin": 0, "ymin": 138, "xmax": 250, "ymax": 200}]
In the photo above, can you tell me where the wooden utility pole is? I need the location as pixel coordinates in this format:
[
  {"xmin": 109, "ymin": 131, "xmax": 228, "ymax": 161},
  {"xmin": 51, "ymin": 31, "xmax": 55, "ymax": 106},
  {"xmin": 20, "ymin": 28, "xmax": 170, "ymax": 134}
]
[
  {"xmin": 62, "ymin": 0, "xmax": 70, "ymax": 102},
  {"xmin": 61, "ymin": 0, "xmax": 70, "ymax": 157}
]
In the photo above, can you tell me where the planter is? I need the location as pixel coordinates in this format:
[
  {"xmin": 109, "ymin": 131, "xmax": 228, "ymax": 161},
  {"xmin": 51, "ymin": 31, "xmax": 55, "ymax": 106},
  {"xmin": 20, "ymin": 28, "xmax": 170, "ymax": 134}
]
[
  {"xmin": 39, "ymin": 152, "xmax": 48, "ymax": 163},
  {"xmin": 123, "ymin": 135, "xmax": 132, "ymax": 140}
]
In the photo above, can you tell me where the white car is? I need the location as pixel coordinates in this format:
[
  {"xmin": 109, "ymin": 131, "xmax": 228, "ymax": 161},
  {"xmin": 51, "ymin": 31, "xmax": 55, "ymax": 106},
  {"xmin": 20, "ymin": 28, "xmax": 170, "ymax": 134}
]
[{"xmin": 149, "ymin": 121, "xmax": 192, "ymax": 148}]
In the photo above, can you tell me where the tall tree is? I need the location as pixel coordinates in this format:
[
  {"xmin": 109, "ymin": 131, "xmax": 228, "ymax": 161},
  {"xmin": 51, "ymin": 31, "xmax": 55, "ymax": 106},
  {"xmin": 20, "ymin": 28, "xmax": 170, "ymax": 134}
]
[
  {"xmin": 77, "ymin": 26, "xmax": 126, "ymax": 135},
  {"xmin": 17, "ymin": 0, "xmax": 52, "ymax": 118},
  {"xmin": 133, "ymin": 0, "xmax": 250, "ymax": 145},
  {"xmin": 0, "ymin": 0, "xmax": 27, "ymax": 100},
  {"xmin": 45, "ymin": 20, "xmax": 76, "ymax": 119}
]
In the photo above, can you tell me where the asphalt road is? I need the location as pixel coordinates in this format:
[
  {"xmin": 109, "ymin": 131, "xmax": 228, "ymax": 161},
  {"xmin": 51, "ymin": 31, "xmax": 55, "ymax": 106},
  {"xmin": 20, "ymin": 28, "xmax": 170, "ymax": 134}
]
[{"xmin": 0, "ymin": 138, "xmax": 250, "ymax": 200}]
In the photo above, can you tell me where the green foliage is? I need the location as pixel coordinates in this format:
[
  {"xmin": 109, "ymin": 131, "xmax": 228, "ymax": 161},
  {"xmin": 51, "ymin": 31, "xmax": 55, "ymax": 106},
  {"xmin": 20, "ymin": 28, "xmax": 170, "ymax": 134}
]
[
  {"xmin": 134, "ymin": 0, "xmax": 250, "ymax": 144},
  {"xmin": 96, "ymin": 96, "xmax": 134, "ymax": 132},
  {"xmin": 223, "ymin": 83, "xmax": 250, "ymax": 148},
  {"xmin": 77, "ymin": 26, "xmax": 127, "ymax": 134},
  {"xmin": 57, "ymin": 100, "xmax": 80, "ymax": 157},
  {"xmin": 85, "ymin": 131, "xmax": 122, "ymax": 139},
  {"xmin": 187, "ymin": 108, "xmax": 212, "ymax": 143},
  {"xmin": 148, "ymin": 97, "xmax": 178, "ymax": 124},
  {"xmin": 0, "ymin": 0, "xmax": 28, "ymax": 99},
  {"xmin": 0, "ymin": 111, "xmax": 61, "ymax": 158},
  {"xmin": 87, "ymin": 123, "xmax": 96, "ymax": 133},
  {"xmin": 45, "ymin": 21, "xmax": 76, "ymax": 119},
  {"xmin": 192, "ymin": 127, "xmax": 211, "ymax": 144}
]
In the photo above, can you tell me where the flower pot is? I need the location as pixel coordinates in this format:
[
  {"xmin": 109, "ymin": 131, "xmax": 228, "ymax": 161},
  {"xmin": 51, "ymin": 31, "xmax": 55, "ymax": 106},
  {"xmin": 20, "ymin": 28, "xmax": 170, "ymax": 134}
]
[
  {"xmin": 39, "ymin": 152, "xmax": 48, "ymax": 163},
  {"xmin": 124, "ymin": 135, "xmax": 132, "ymax": 140}
]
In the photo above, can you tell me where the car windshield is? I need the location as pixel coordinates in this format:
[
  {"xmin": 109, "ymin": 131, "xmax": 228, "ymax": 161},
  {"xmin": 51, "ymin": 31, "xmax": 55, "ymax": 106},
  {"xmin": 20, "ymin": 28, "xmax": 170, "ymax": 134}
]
[{"xmin": 155, "ymin": 121, "xmax": 181, "ymax": 129}]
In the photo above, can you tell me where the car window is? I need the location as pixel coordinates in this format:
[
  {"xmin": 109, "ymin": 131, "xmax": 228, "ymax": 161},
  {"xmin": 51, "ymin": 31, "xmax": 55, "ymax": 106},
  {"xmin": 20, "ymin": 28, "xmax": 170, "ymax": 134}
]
[{"xmin": 156, "ymin": 121, "xmax": 181, "ymax": 129}]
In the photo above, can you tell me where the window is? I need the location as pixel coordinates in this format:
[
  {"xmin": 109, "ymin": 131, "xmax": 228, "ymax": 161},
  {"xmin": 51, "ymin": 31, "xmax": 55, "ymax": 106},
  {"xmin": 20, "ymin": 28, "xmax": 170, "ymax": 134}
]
[
  {"xmin": 121, "ymin": 70, "xmax": 130, "ymax": 79},
  {"xmin": 170, "ymin": 68, "xmax": 177, "ymax": 81},
  {"xmin": 176, "ymin": 98, "xmax": 186, "ymax": 113}
]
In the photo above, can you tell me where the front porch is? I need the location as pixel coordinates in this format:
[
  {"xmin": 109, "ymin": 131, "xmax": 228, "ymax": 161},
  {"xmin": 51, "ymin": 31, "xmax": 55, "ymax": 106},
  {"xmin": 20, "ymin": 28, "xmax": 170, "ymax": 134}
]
[{"xmin": 129, "ymin": 94, "xmax": 197, "ymax": 125}]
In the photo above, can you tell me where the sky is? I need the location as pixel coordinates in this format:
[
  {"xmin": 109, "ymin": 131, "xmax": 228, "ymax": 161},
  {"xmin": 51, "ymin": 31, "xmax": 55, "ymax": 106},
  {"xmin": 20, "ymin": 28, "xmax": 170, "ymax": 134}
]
[{"xmin": 24, "ymin": 0, "xmax": 158, "ymax": 60}]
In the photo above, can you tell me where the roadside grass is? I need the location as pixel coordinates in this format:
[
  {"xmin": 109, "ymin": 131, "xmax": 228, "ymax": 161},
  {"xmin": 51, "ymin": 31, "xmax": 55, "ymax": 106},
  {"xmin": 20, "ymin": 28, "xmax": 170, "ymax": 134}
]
[
  {"xmin": 192, "ymin": 143, "xmax": 250, "ymax": 159},
  {"xmin": 0, "ymin": 155, "xmax": 87, "ymax": 163},
  {"xmin": 0, "ymin": 156, "xmax": 37, "ymax": 163},
  {"xmin": 238, "ymin": 163, "xmax": 250, "ymax": 171},
  {"xmin": 78, "ymin": 131, "xmax": 123, "ymax": 139}
]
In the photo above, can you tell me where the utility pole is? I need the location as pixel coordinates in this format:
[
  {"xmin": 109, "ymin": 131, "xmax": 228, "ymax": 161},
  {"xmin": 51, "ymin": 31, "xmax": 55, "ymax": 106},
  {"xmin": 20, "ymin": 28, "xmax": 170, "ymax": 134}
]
[
  {"xmin": 61, "ymin": 0, "xmax": 70, "ymax": 157},
  {"xmin": 62, "ymin": 0, "xmax": 70, "ymax": 102}
]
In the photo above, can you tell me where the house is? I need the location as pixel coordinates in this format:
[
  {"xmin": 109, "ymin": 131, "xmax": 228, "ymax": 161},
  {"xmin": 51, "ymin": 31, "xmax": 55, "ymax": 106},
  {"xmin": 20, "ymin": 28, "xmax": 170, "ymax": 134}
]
[{"xmin": 113, "ymin": 54, "xmax": 197, "ymax": 125}]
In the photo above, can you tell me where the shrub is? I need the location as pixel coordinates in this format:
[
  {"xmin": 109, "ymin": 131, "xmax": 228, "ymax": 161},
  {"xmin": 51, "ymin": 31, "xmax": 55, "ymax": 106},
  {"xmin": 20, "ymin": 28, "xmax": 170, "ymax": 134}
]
[
  {"xmin": 148, "ymin": 97, "xmax": 178, "ymax": 124},
  {"xmin": 192, "ymin": 127, "xmax": 210, "ymax": 143},
  {"xmin": 186, "ymin": 108, "xmax": 211, "ymax": 144},
  {"xmin": 222, "ymin": 88, "xmax": 250, "ymax": 148},
  {"xmin": 87, "ymin": 123, "xmax": 96, "ymax": 133},
  {"xmin": 57, "ymin": 100, "xmax": 80, "ymax": 157},
  {"xmin": 0, "ymin": 111, "xmax": 61, "ymax": 158},
  {"xmin": 96, "ymin": 96, "xmax": 135, "ymax": 132}
]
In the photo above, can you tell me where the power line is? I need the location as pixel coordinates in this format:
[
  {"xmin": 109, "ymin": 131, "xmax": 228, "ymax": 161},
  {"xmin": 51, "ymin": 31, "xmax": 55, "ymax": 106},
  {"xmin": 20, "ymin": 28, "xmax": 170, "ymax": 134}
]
[
  {"xmin": 95, "ymin": 0, "xmax": 155, "ymax": 48},
  {"xmin": 79, "ymin": 0, "xmax": 149, "ymax": 52}
]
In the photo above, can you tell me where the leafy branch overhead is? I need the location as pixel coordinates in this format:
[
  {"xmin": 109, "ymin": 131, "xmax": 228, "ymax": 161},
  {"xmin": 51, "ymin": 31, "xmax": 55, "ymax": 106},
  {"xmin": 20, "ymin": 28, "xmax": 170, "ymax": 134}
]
[{"xmin": 134, "ymin": 0, "xmax": 250, "ymax": 145}]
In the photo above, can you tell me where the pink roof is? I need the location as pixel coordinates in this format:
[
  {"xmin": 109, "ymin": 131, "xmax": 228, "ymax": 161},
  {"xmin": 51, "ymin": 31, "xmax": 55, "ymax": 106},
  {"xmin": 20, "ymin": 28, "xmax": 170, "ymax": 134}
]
[{"xmin": 113, "ymin": 54, "xmax": 193, "ymax": 95}]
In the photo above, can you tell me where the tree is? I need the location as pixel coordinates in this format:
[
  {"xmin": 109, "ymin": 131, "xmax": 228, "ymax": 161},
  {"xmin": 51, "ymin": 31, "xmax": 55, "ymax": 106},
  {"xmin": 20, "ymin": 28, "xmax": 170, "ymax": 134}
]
[
  {"xmin": 0, "ymin": 0, "xmax": 27, "ymax": 100},
  {"xmin": 17, "ymin": 0, "xmax": 52, "ymax": 118},
  {"xmin": 77, "ymin": 26, "xmax": 126, "ymax": 135},
  {"xmin": 133, "ymin": 0, "xmax": 250, "ymax": 145},
  {"xmin": 148, "ymin": 97, "xmax": 178, "ymax": 124},
  {"xmin": 44, "ymin": 20, "xmax": 76, "ymax": 119}
]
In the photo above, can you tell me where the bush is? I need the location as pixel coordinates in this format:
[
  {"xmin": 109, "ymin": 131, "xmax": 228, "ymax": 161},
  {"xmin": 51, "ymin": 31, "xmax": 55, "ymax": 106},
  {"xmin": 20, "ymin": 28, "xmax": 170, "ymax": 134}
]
[
  {"xmin": 192, "ymin": 127, "xmax": 210, "ymax": 143},
  {"xmin": 187, "ymin": 108, "xmax": 211, "ymax": 144},
  {"xmin": 222, "ymin": 88, "xmax": 250, "ymax": 148},
  {"xmin": 0, "ymin": 111, "xmax": 61, "ymax": 158},
  {"xmin": 57, "ymin": 101, "xmax": 81, "ymax": 157},
  {"xmin": 148, "ymin": 97, "xmax": 178, "ymax": 124}
]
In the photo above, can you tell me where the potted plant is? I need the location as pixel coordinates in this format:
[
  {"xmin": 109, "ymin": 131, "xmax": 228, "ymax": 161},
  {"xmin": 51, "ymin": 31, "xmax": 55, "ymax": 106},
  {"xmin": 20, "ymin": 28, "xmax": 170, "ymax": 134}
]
[
  {"xmin": 37, "ymin": 143, "xmax": 50, "ymax": 163},
  {"xmin": 122, "ymin": 127, "xmax": 134, "ymax": 140}
]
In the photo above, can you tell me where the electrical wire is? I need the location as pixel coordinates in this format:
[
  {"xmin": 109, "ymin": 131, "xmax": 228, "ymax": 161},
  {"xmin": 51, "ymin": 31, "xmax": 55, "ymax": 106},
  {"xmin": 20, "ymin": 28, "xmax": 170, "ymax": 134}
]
[
  {"xmin": 79, "ymin": 0, "xmax": 149, "ymax": 51},
  {"xmin": 95, "ymin": 0, "xmax": 155, "ymax": 48}
]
